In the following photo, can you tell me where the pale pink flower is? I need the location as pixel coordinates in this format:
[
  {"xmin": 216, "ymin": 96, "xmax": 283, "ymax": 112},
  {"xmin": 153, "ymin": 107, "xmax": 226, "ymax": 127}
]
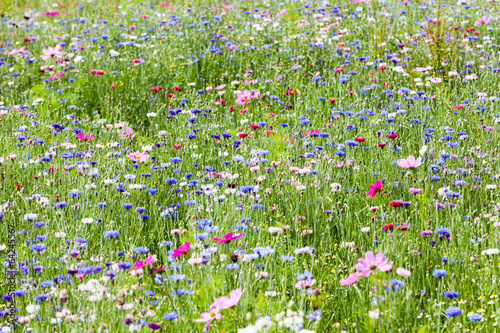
[
  {"xmin": 474, "ymin": 15, "xmax": 492, "ymax": 27},
  {"xmin": 396, "ymin": 267, "xmax": 411, "ymax": 278},
  {"xmin": 295, "ymin": 279, "xmax": 316, "ymax": 289},
  {"xmin": 354, "ymin": 251, "xmax": 393, "ymax": 277},
  {"xmin": 340, "ymin": 272, "xmax": 360, "ymax": 286},
  {"xmin": 397, "ymin": 155, "xmax": 422, "ymax": 169},
  {"xmin": 193, "ymin": 303, "xmax": 221, "ymax": 323},
  {"xmin": 213, "ymin": 288, "xmax": 242, "ymax": 309},
  {"xmin": 128, "ymin": 151, "xmax": 149, "ymax": 162},
  {"xmin": 188, "ymin": 258, "xmax": 204, "ymax": 265},
  {"xmin": 8, "ymin": 47, "xmax": 29, "ymax": 56},
  {"xmin": 235, "ymin": 90, "xmax": 252, "ymax": 105},
  {"xmin": 40, "ymin": 45, "xmax": 64, "ymax": 61},
  {"xmin": 120, "ymin": 127, "xmax": 136, "ymax": 140}
]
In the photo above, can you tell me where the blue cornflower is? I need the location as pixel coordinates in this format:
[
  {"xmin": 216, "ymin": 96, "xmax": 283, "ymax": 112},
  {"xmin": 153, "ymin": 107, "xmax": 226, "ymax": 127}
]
[
  {"xmin": 468, "ymin": 313, "xmax": 482, "ymax": 321},
  {"xmin": 432, "ymin": 269, "xmax": 447, "ymax": 278},
  {"xmin": 444, "ymin": 291, "xmax": 459, "ymax": 299},
  {"xmin": 163, "ymin": 312, "xmax": 178, "ymax": 321},
  {"xmin": 31, "ymin": 243, "xmax": 46, "ymax": 252},
  {"xmin": 103, "ymin": 230, "xmax": 120, "ymax": 238},
  {"xmin": 445, "ymin": 306, "xmax": 461, "ymax": 317},
  {"xmin": 436, "ymin": 228, "xmax": 450, "ymax": 234},
  {"xmin": 134, "ymin": 247, "xmax": 149, "ymax": 254}
]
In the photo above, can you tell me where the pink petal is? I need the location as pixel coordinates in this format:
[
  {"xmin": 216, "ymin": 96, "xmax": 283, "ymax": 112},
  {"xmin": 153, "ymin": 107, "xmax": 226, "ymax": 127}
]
[
  {"xmin": 193, "ymin": 313, "xmax": 212, "ymax": 323},
  {"xmin": 379, "ymin": 264, "xmax": 393, "ymax": 272},
  {"xmin": 144, "ymin": 254, "xmax": 155, "ymax": 266},
  {"xmin": 131, "ymin": 260, "xmax": 144, "ymax": 271},
  {"xmin": 340, "ymin": 272, "xmax": 360, "ymax": 285},
  {"xmin": 365, "ymin": 251, "xmax": 375, "ymax": 264},
  {"xmin": 294, "ymin": 281, "xmax": 306, "ymax": 289},
  {"xmin": 375, "ymin": 251, "xmax": 385, "ymax": 264}
]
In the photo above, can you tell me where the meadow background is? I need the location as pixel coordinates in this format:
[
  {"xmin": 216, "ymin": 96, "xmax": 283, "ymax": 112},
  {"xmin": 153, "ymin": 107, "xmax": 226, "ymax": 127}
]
[{"xmin": 0, "ymin": 0, "xmax": 499, "ymax": 332}]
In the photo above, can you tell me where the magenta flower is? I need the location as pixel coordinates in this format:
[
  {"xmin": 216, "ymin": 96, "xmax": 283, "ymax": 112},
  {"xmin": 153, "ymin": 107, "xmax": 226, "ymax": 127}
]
[
  {"xmin": 193, "ymin": 303, "xmax": 221, "ymax": 323},
  {"xmin": 212, "ymin": 232, "xmax": 242, "ymax": 245},
  {"xmin": 213, "ymin": 288, "xmax": 242, "ymax": 309},
  {"xmin": 40, "ymin": 45, "xmax": 64, "ymax": 61},
  {"xmin": 128, "ymin": 151, "xmax": 149, "ymax": 162},
  {"xmin": 76, "ymin": 133, "xmax": 95, "ymax": 141},
  {"xmin": 235, "ymin": 90, "xmax": 252, "ymax": 105},
  {"xmin": 366, "ymin": 180, "xmax": 382, "ymax": 197},
  {"xmin": 354, "ymin": 251, "xmax": 392, "ymax": 277},
  {"xmin": 172, "ymin": 242, "xmax": 190, "ymax": 257},
  {"xmin": 131, "ymin": 254, "xmax": 156, "ymax": 271},
  {"xmin": 397, "ymin": 155, "xmax": 422, "ymax": 169}
]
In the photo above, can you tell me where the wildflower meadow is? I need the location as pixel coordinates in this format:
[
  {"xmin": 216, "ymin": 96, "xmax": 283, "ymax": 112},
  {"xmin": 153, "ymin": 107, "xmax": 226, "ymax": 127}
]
[{"xmin": 1, "ymin": 0, "xmax": 500, "ymax": 332}]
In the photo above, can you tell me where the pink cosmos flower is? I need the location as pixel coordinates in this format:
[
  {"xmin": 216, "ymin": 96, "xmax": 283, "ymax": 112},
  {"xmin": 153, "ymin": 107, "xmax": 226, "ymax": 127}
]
[
  {"xmin": 354, "ymin": 251, "xmax": 393, "ymax": 277},
  {"xmin": 213, "ymin": 288, "xmax": 242, "ymax": 309},
  {"xmin": 366, "ymin": 180, "xmax": 383, "ymax": 197},
  {"xmin": 76, "ymin": 133, "xmax": 95, "ymax": 141},
  {"xmin": 212, "ymin": 232, "xmax": 242, "ymax": 245},
  {"xmin": 193, "ymin": 303, "xmax": 221, "ymax": 323},
  {"xmin": 397, "ymin": 155, "xmax": 422, "ymax": 169},
  {"xmin": 339, "ymin": 272, "xmax": 360, "ymax": 286},
  {"xmin": 8, "ymin": 47, "xmax": 29, "ymax": 56},
  {"xmin": 294, "ymin": 279, "xmax": 316, "ymax": 289},
  {"xmin": 172, "ymin": 242, "xmax": 190, "ymax": 257},
  {"xmin": 235, "ymin": 90, "xmax": 252, "ymax": 105},
  {"xmin": 131, "ymin": 254, "xmax": 156, "ymax": 271},
  {"xmin": 396, "ymin": 267, "xmax": 411, "ymax": 278},
  {"xmin": 120, "ymin": 127, "xmax": 136, "ymax": 140},
  {"xmin": 128, "ymin": 151, "xmax": 149, "ymax": 162},
  {"xmin": 474, "ymin": 15, "xmax": 492, "ymax": 26},
  {"xmin": 40, "ymin": 45, "xmax": 64, "ymax": 61}
]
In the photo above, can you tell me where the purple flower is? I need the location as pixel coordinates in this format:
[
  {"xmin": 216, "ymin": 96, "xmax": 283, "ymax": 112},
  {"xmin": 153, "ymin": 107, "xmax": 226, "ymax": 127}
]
[
  {"xmin": 409, "ymin": 188, "xmax": 423, "ymax": 194},
  {"xmin": 148, "ymin": 323, "xmax": 161, "ymax": 330}
]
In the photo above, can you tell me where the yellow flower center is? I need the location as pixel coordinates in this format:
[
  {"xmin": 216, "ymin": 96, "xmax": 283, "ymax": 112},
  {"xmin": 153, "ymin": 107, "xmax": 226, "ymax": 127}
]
[{"xmin": 210, "ymin": 312, "xmax": 216, "ymax": 317}]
